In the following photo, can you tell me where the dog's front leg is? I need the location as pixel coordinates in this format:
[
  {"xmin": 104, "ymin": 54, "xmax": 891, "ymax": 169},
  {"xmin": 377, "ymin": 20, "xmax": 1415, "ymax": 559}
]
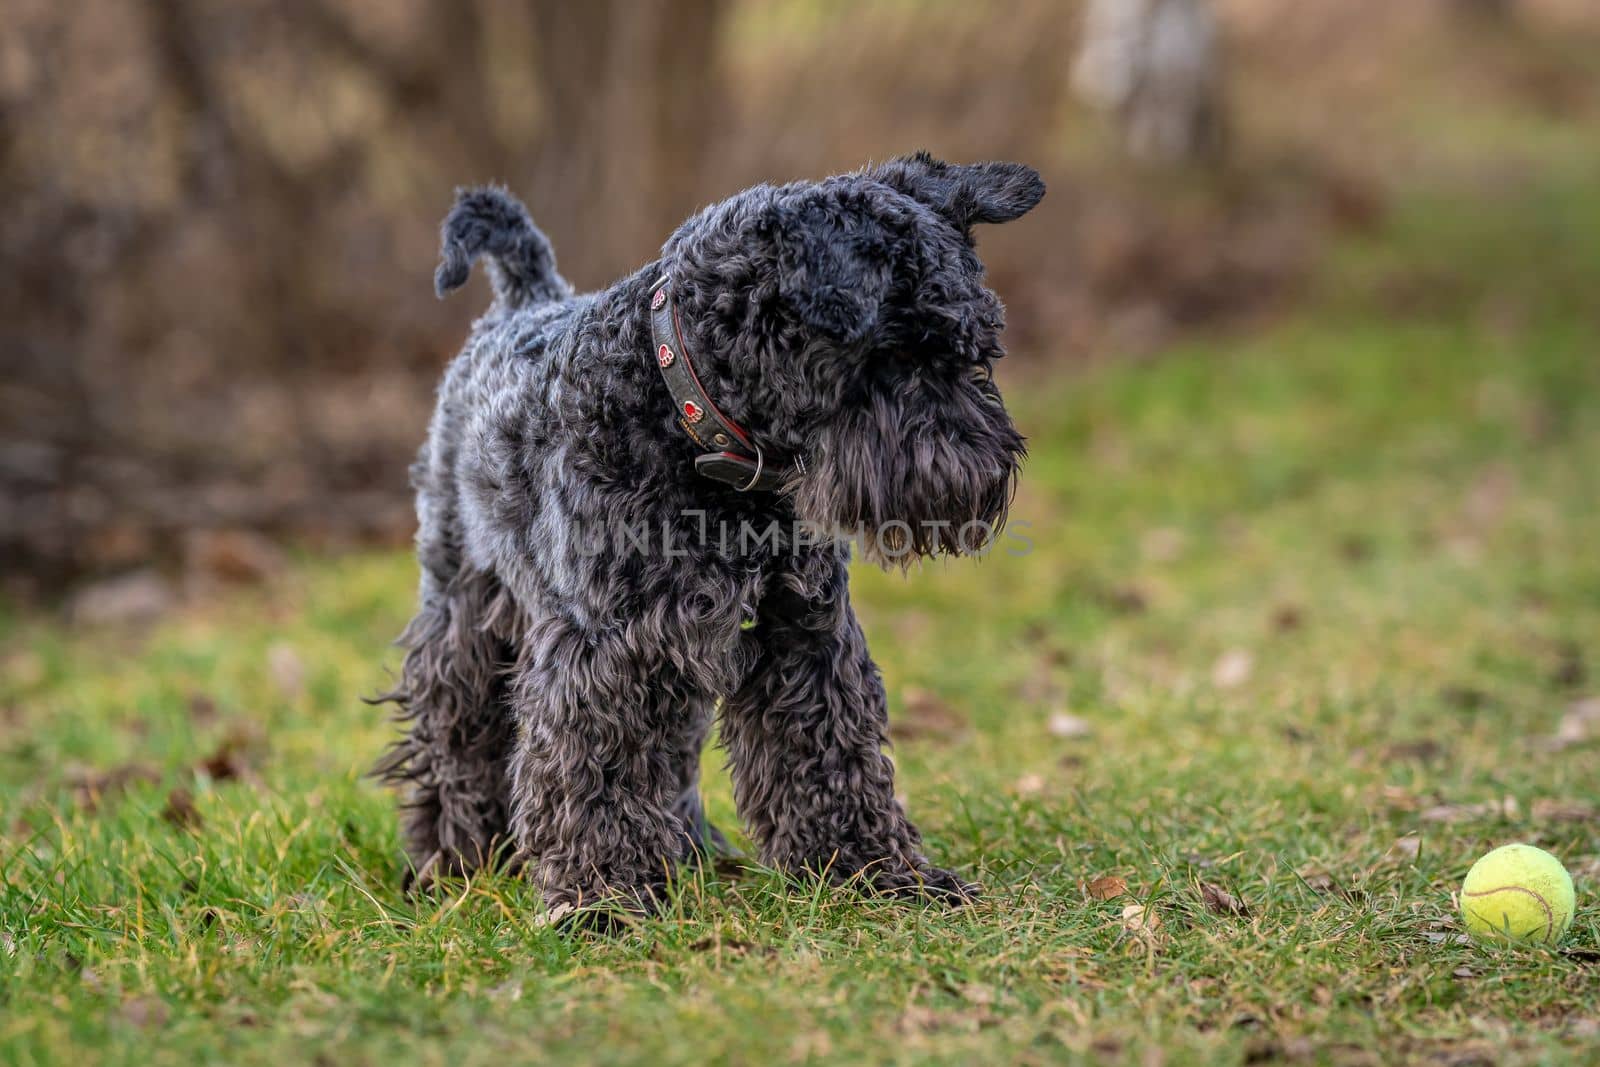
[
  {"xmin": 506, "ymin": 615, "xmax": 706, "ymax": 922},
  {"xmin": 722, "ymin": 556, "xmax": 977, "ymax": 904}
]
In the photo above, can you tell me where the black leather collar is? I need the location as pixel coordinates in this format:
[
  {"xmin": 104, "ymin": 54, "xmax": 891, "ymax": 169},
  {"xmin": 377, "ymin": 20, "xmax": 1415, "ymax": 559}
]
[{"xmin": 648, "ymin": 274, "xmax": 794, "ymax": 492}]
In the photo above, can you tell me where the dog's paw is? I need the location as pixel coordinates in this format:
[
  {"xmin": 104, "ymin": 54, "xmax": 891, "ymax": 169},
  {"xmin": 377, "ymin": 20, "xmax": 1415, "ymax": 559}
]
[
  {"xmin": 538, "ymin": 880, "xmax": 668, "ymax": 937},
  {"xmin": 871, "ymin": 864, "xmax": 981, "ymax": 907},
  {"xmin": 401, "ymin": 849, "xmax": 444, "ymax": 896},
  {"xmin": 546, "ymin": 894, "xmax": 672, "ymax": 938},
  {"xmin": 542, "ymin": 901, "xmax": 644, "ymax": 937}
]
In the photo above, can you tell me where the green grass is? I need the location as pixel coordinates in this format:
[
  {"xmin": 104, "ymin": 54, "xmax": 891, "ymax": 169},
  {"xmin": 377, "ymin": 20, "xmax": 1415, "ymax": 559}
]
[{"xmin": 5, "ymin": 169, "xmax": 1600, "ymax": 1067}]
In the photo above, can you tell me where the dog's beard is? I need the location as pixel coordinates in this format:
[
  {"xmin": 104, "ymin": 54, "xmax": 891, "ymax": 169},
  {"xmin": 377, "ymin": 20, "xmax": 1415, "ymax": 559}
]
[{"xmin": 787, "ymin": 384, "xmax": 1024, "ymax": 569}]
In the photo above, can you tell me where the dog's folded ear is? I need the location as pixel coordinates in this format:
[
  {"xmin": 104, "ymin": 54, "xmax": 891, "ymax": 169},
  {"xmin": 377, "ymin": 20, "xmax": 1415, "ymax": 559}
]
[
  {"xmin": 872, "ymin": 151, "xmax": 1046, "ymax": 229},
  {"xmin": 775, "ymin": 196, "xmax": 893, "ymax": 345}
]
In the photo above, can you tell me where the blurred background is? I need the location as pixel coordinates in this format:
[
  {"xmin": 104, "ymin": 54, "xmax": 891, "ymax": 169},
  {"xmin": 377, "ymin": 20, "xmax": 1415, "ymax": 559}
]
[{"xmin": 3, "ymin": 0, "xmax": 1596, "ymax": 606}]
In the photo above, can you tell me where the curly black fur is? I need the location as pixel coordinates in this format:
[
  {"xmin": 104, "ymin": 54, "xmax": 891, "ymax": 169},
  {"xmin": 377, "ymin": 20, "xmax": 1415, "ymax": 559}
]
[{"xmin": 377, "ymin": 153, "xmax": 1043, "ymax": 917}]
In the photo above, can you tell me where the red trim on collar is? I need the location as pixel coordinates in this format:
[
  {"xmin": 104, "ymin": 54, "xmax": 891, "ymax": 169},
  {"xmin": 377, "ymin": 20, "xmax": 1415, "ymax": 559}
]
[
  {"xmin": 669, "ymin": 301, "xmax": 753, "ymax": 448},
  {"xmin": 649, "ymin": 275, "xmax": 794, "ymax": 493}
]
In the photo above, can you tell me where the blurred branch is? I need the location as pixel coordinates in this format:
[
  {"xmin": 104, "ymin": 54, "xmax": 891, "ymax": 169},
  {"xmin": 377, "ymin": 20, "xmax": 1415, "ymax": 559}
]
[{"xmin": 144, "ymin": 0, "xmax": 227, "ymax": 197}]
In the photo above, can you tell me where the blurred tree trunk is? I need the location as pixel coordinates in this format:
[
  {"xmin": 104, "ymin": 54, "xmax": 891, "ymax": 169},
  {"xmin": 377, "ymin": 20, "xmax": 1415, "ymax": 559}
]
[
  {"xmin": 0, "ymin": 0, "xmax": 735, "ymax": 590},
  {"xmin": 1072, "ymin": 0, "xmax": 1225, "ymax": 166},
  {"xmin": 526, "ymin": 0, "xmax": 728, "ymax": 287}
]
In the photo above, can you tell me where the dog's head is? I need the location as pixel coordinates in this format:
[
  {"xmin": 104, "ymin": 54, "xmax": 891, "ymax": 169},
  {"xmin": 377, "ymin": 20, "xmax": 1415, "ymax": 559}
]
[{"xmin": 666, "ymin": 152, "xmax": 1044, "ymax": 566}]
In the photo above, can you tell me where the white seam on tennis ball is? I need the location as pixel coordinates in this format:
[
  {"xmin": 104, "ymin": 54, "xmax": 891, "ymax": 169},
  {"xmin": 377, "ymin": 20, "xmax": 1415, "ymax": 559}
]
[{"xmin": 1461, "ymin": 885, "xmax": 1554, "ymax": 941}]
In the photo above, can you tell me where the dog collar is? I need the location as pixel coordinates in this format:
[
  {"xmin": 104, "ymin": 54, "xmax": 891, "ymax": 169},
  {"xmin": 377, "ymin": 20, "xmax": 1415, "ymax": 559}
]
[{"xmin": 648, "ymin": 275, "xmax": 793, "ymax": 492}]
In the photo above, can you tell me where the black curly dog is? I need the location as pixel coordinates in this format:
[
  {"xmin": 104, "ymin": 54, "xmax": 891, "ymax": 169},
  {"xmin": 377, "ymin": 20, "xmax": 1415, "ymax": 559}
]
[{"xmin": 377, "ymin": 153, "xmax": 1044, "ymax": 919}]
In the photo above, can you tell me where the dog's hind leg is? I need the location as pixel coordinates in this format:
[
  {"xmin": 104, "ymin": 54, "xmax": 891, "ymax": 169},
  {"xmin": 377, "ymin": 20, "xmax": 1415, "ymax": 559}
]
[{"xmin": 376, "ymin": 569, "xmax": 521, "ymax": 891}]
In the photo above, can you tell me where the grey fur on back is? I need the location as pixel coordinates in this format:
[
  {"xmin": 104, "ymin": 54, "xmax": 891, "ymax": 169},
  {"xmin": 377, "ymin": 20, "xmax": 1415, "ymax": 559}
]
[{"xmin": 377, "ymin": 153, "xmax": 1044, "ymax": 919}]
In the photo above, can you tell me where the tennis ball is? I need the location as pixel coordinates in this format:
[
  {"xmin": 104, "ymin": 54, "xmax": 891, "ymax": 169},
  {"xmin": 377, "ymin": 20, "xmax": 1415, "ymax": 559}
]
[{"xmin": 1459, "ymin": 843, "xmax": 1575, "ymax": 945}]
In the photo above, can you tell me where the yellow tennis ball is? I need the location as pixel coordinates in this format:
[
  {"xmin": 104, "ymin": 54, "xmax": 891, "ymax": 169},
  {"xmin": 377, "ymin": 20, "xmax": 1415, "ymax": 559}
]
[{"xmin": 1459, "ymin": 843, "xmax": 1575, "ymax": 945}]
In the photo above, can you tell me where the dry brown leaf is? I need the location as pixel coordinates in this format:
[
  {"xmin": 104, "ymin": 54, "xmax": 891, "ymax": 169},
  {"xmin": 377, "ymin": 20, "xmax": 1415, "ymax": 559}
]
[
  {"xmin": 1418, "ymin": 802, "xmax": 1471, "ymax": 823},
  {"xmin": 186, "ymin": 692, "xmax": 220, "ymax": 726},
  {"xmin": 1422, "ymin": 930, "xmax": 1472, "ymax": 946},
  {"xmin": 1200, "ymin": 882, "xmax": 1250, "ymax": 918},
  {"xmin": 1097, "ymin": 584, "xmax": 1149, "ymax": 615},
  {"xmin": 1089, "ymin": 1038, "xmax": 1123, "ymax": 1060},
  {"xmin": 65, "ymin": 763, "xmax": 161, "ymax": 813},
  {"xmin": 69, "ymin": 571, "xmax": 175, "ymax": 626},
  {"xmin": 1047, "ymin": 711, "xmax": 1093, "ymax": 739},
  {"xmin": 1299, "ymin": 868, "xmax": 1340, "ymax": 894},
  {"xmin": 1441, "ymin": 684, "xmax": 1490, "ymax": 711},
  {"xmin": 1464, "ymin": 464, "xmax": 1515, "ymax": 525},
  {"xmin": 896, "ymin": 1002, "xmax": 996, "ymax": 1035},
  {"xmin": 891, "ymin": 688, "xmax": 968, "ymax": 743},
  {"xmin": 1531, "ymin": 798, "xmax": 1597, "ymax": 823},
  {"xmin": 1339, "ymin": 534, "xmax": 1373, "ymax": 562},
  {"xmin": 1120, "ymin": 903, "xmax": 1167, "ymax": 948},
  {"xmin": 1271, "ymin": 604, "xmax": 1304, "ymax": 632},
  {"xmin": 1549, "ymin": 697, "xmax": 1600, "ymax": 751},
  {"xmin": 1012, "ymin": 773, "xmax": 1046, "ymax": 797},
  {"xmin": 687, "ymin": 935, "xmax": 757, "ymax": 957},
  {"xmin": 161, "ymin": 787, "xmax": 201, "ymax": 830},
  {"xmin": 488, "ymin": 980, "xmax": 523, "ymax": 1003},
  {"xmin": 2, "ymin": 650, "xmax": 45, "ymax": 690},
  {"xmin": 1391, "ymin": 833, "xmax": 1422, "ymax": 859},
  {"xmin": 1567, "ymin": 856, "xmax": 1600, "ymax": 883},
  {"xmin": 266, "ymin": 643, "xmax": 305, "ymax": 697},
  {"xmin": 1014, "ymin": 657, "xmax": 1067, "ymax": 706},
  {"xmin": 902, "ymin": 1004, "xmax": 985, "ymax": 1036},
  {"xmin": 1086, "ymin": 875, "xmax": 1128, "ymax": 901},
  {"xmin": 1549, "ymin": 641, "xmax": 1584, "ymax": 690},
  {"xmin": 1381, "ymin": 739, "xmax": 1443, "ymax": 763},
  {"xmin": 197, "ymin": 726, "xmax": 264, "ymax": 783},
  {"xmin": 960, "ymin": 984, "xmax": 997, "ymax": 1007},
  {"xmin": 1212, "ymin": 649, "xmax": 1254, "ymax": 689},
  {"xmin": 1297, "ymin": 866, "xmax": 1364, "ymax": 902},
  {"xmin": 121, "ymin": 996, "xmax": 169, "ymax": 1029},
  {"xmin": 1419, "ymin": 796, "xmax": 1518, "ymax": 823},
  {"xmin": 1141, "ymin": 526, "xmax": 1185, "ymax": 562},
  {"xmin": 896, "ymin": 1005, "xmax": 943, "ymax": 1035},
  {"xmin": 183, "ymin": 528, "xmax": 286, "ymax": 586},
  {"xmin": 1378, "ymin": 785, "xmax": 1424, "ymax": 812}
]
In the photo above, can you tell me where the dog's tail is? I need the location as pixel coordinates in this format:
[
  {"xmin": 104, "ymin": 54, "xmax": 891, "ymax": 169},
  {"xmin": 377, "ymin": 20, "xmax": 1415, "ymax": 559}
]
[{"xmin": 434, "ymin": 186, "xmax": 571, "ymax": 311}]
